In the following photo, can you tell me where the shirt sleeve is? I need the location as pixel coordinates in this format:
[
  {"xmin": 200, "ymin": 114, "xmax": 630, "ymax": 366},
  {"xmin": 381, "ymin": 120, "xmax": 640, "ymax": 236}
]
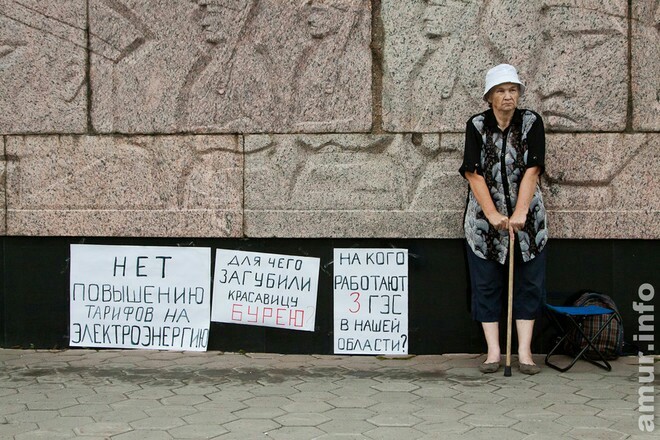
[
  {"xmin": 459, "ymin": 118, "xmax": 483, "ymax": 178},
  {"xmin": 525, "ymin": 113, "xmax": 545, "ymax": 175}
]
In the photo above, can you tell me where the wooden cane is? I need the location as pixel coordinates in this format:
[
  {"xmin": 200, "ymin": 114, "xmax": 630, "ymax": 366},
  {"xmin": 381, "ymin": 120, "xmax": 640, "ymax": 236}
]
[{"xmin": 504, "ymin": 229, "xmax": 515, "ymax": 377}]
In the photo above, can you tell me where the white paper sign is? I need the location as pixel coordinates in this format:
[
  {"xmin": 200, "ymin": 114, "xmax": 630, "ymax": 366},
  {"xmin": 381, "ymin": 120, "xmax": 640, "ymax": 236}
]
[
  {"xmin": 212, "ymin": 249, "xmax": 320, "ymax": 331},
  {"xmin": 70, "ymin": 244, "xmax": 211, "ymax": 351},
  {"xmin": 333, "ymin": 248, "xmax": 409, "ymax": 355}
]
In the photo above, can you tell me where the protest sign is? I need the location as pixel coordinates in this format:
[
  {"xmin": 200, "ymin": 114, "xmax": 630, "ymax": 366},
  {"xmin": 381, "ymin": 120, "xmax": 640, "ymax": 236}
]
[
  {"xmin": 69, "ymin": 244, "xmax": 211, "ymax": 351},
  {"xmin": 212, "ymin": 249, "xmax": 320, "ymax": 331},
  {"xmin": 333, "ymin": 248, "xmax": 409, "ymax": 355}
]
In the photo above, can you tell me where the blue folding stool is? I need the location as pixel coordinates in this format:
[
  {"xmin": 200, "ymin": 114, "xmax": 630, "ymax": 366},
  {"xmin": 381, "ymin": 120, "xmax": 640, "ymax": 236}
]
[{"xmin": 544, "ymin": 304, "xmax": 621, "ymax": 372}]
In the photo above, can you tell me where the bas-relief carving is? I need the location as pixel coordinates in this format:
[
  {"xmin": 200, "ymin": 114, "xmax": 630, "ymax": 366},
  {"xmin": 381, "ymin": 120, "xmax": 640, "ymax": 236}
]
[
  {"xmin": 383, "ymin": 0, "xmax": 627, "ymax": 132},
  {"xmin": 90, "ymin": 0, "xmax": 200, "ymax": 133},
  {"xmin": 244, "ymin": 134, "xmax": 465, "ymax": 237},
  {"xmin": 608, "ymin": 134, "xmax": 659, "ymax": 215},
  {"xmin": 5, "ymin": 136, "xmax": 243, "ymax": 236},
  {"xmin": 408, "ymin": 133, "xmax": 466, "ymax": 212},
  {"xmin": 382, "ymin": 0, "xmax": 487, "ymax": 132},
  {"xmin": 0, "ymin": 0, "xmax": 86, "ymax": 133},
  {"xmin": 632, "ymin": 1, "xmax": 660, "ymax": 130},
  {"xmin": 181, "ymin": 0, "xmax": 370, "ymax": 132},
  {"xmin": 535, "ymin": 0, "xmax": 628, "ymax": 131},
  {"xmin": 542, "ymin": 134, "xmax": 659, "ymax": 238},
  {"xmin": 291, "ymin": 0, "xmax": 371, "ymax": 132},
  {"xmin": 543, "ymin": 134, "xmax": 649, "ymax": 211},
  {"xmin": 180, "ymin": 0, "xmax": 276, "ymax": 133},
  {"xmin": 91, "ymin": 0, "xmax": 371, "ymax": 133}
]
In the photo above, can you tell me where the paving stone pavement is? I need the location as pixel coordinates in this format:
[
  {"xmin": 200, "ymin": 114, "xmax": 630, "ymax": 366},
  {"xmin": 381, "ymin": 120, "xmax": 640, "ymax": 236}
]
[{"xmin": 0, "ymin": 349, "xmax": 655, "ymax": 440}]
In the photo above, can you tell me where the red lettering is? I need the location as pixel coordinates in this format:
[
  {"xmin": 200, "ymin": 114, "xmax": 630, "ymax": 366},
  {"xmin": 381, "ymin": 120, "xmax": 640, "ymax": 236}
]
[
  {"xmin": 231, "ymin": 303, "xmax": 242, "ymax": 321},
  {"xmin": 349, "ymin": 292, "xmax": 361, "ymax": 313},
  {"xmin": 262, "ymin": 307, "xmax": 273, "ymax": 323},
  {"xmin": 289, "ymin": 309, "xmax": 304, "ymax": 327},
  {"xmin": 276, "ymin": 308, "xmax": 287, "ymax": 326},
  {"xmin": 247, "ymin": 305, "xmax": 258, "ymax": 323}
]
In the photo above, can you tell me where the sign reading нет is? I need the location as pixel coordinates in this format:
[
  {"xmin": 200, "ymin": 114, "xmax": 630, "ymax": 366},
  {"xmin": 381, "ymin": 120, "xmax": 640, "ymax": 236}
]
[{"xmin": 69, "ymin": 244, "xmax": 211, "ymax": 351}]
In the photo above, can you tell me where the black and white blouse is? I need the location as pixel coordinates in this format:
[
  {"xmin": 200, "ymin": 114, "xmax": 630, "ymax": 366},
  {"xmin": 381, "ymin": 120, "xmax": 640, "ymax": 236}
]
[{"xmin": 459, "ymin": 108, "xmax": 548, "ymax": 264}]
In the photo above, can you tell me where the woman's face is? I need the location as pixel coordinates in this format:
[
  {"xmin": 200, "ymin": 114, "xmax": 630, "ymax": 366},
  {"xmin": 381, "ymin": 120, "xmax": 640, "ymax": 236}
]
[{"xmin": 487, "ymin": 83, "xmax": 520, "ymax": 113}]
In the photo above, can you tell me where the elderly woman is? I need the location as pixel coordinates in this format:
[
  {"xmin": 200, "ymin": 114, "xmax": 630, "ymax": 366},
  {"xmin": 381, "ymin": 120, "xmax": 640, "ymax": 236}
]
[{"xmin": 459, "ymin": 64, "xmax": 548, "ymax": 375}]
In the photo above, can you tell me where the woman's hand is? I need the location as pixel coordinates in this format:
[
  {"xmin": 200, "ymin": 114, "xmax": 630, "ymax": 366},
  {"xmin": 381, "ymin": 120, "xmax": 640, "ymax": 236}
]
[
  {"xmin": 509, "ymin": 210, "xmax": 526, "ymax": 232},
  {"xmin": 465, "ymin": 172, "xmax": 510, "ymax": 231},
  {"xmin": 486, "ymin": 212, "xmax": 509, "ymax": 231}
]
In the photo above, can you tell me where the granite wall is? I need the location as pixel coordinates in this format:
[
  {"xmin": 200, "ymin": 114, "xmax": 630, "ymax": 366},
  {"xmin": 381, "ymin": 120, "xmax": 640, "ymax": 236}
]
[{"xmin": 1, "ymin": 0, "xmax": 658, "ymax": 239}]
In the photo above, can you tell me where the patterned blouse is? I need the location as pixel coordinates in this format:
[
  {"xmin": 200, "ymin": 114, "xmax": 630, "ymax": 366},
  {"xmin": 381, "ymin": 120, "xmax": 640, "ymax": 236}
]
[{"xmin": 459, "ymin": 108, "xmax": 548, "ymax": 264}]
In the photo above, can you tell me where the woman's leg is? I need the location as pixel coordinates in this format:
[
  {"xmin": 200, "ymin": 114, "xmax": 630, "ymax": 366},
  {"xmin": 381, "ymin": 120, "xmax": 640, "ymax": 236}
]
[
  {"xmin": 465, "ymin": 243, "xmax": 505, "ymax": 366},
  {"xmin": 515, "ymin": 319, "xmax": 535, "ymax": 365},
  {"xmin": 513, "ymin": 248, "xmax": 546, "ymax": 366},
  {"xmin": 482, "ymin": 322, "xmax": 501, "ymax": 363}
]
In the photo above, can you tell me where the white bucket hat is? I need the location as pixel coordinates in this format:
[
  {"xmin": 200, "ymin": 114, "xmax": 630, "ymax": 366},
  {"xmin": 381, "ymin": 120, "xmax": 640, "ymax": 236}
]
[{"xmin": 483, "ymin": 64, "xmax": 525, "ymax": 101}]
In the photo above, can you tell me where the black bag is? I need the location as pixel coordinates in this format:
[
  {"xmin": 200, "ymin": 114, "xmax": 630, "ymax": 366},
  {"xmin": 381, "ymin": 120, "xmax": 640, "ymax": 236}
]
[{"xmin": 565, "ymin": 291, "xmax": 624, "ymax": 360}]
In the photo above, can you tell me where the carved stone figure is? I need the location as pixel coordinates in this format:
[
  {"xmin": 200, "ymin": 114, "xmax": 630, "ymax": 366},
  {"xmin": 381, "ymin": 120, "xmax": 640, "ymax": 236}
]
[
  {"xmin": 405, "ymin": 0, "xmax": 477, "ymax": 130},
  {"xmin": 182, "ymin": 0, "xmax": 277, "ymax": 132},
  {"xmin": 90, "ymin": 0, "xmax": 370, "ymax": 133},
  {"xmin": 0, "ymin": 0, "xmax": 86, "ymax": 133},
  {"xmin": 90, "ymin": 0, "xmax": 200, "ymax": 133},
  {"xmin": 383, "ymin": 0, "xmax": 490, "ymax": 132},
  {"xmin": 293, "ymin": 0, "xmax": 369, "ymax": 131},
  {"xmin": 534, "ymin": 0, "xmax": 627, "ymax": 131}
]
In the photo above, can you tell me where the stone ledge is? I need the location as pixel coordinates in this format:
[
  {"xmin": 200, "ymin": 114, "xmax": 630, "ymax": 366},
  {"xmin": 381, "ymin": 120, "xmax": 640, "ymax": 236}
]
[
  {"xmin": 6, "ymin": 210, "xmax": 241, "ymax": 237},
  {"xmin": 244, "ymin": 210, "xmax": 659, "ymax": 240},
  {"xmin": 547, "ymin": 210, "xmax": 660, "ymax": 239},
  {"xmin": 244, "ymin": 210, "xmax": 464, "ymax": 238}
]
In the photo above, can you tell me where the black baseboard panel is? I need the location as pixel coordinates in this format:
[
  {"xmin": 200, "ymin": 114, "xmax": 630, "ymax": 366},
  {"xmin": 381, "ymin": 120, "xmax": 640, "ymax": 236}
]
[{"xmin": 1, "ymin": 237, "xmax": 657, "ymax": 355}]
